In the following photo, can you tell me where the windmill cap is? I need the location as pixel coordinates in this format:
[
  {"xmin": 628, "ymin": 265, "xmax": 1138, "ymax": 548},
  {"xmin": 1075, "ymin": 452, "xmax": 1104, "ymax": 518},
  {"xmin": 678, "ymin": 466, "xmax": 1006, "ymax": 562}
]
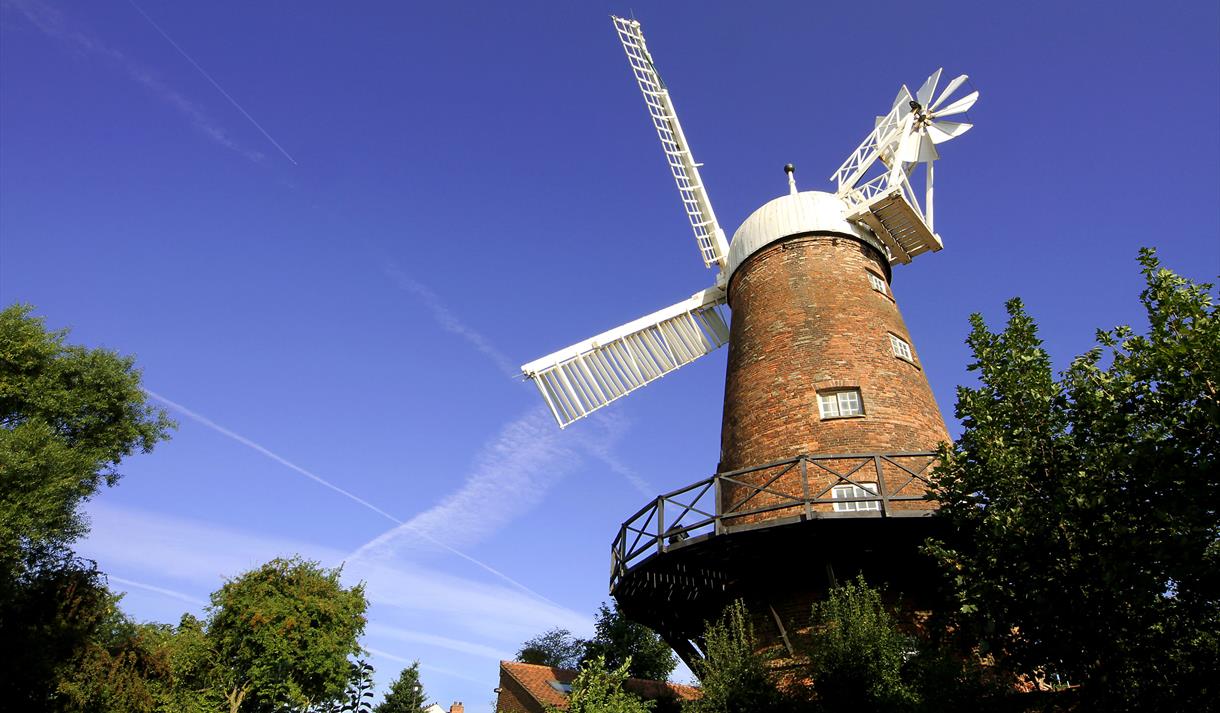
[{"xmin": 726, "ymin": 191, "xmax": 884, "ymax": 282}]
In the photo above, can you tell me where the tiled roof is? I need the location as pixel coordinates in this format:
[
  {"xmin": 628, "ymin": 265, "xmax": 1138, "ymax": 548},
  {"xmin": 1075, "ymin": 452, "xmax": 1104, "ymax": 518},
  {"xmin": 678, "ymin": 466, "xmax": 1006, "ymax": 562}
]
[
  {"xmin": 622, "ymin": 676, "xmax": 700, "ymax": 702},
  {"xmin": 501, "ymin": 661, "xmax": 576, "ymax": 709},
  {"xmin": 499, "ymin": 661, "xmax": 699, "ymax": 710}
]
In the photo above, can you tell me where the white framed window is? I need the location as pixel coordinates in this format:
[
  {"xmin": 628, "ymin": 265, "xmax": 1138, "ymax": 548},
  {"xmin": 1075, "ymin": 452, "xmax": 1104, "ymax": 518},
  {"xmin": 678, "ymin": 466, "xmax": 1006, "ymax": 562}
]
[
  {"xmin": 867, "ymin": 271, "xmax": 888, "ymax": 295},
  {"xmin": 833, "ymin": 482, "xmax": 880, "ymax": 512},
  {"xmin": 889, "ymin": 333, "xmax": 914, "ymax": 362},
  {"xmin": 818, "ymin": 389, "xmax": 863, "ymax": 418}
]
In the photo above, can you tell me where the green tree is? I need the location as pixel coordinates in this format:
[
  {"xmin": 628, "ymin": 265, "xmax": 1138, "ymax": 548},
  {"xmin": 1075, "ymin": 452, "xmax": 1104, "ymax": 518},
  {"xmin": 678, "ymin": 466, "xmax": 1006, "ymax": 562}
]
[
  {"xmin": 375, "ymin": 661, "xmax": 426, "ymax": 713},
  {"xmin": 546, "ymin": 656, "xmax": 654, "ymax": 713},
  {"xmin": 319, "ymin": 660, "xmax": 377, "ymax": 713},
  {"xmin": 805, "ymin": 576, "xmax": 917, "ymax": 712},
  {"xmin": 927, "ymin": 249, "xmax": 1219, "ymax": 711},
  {"xmin": 54, "ymin": 610, "xmax": 174, "ymax": 713},
  {"xmin": 684, "ymin": 601, "xmax": 788, "ymax": 713},
  {"xmin": 0, "ymin": 548, "xmax": 116, "ymax": 705},
  {"xmin": 160, "ymin": 613, "xmax": 224, "ymax": 712},
  {"xmin": 0, "ymin": 304, "xmax": 173, "ymax": 705},
  {"xmin": 199, "ymin": 557, "xmax": 368, "ymax": 713},
  {"xmin": 0, "ymin": 304, "xmax": 174, "ymax": 554},
  {"xmin": 582, "ymin": 602, "xmax": 676, "ymax": 681},
  {"xmin": 517, "ymin": 627, "xmax": 586, "ymax": 669}
]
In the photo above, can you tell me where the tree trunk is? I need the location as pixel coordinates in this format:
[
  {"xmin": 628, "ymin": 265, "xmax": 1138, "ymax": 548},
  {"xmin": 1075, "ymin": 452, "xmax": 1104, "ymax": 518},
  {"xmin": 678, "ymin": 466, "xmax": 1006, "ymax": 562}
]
[{"xmin": 226, "ymin": 684, "xmax": 249, "ymax": 713}]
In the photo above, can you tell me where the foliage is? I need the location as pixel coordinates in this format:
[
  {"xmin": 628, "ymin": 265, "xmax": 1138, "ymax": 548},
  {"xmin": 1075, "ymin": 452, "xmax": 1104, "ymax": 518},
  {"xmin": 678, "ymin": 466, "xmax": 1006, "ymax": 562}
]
[
  {"xmin": 899, "ymin": 645, "xmax": 1001, "ymax": 713},
  {"xmin": 582, "ymin": 602, "xmax": 677, "ymax": 681},
  {"xmin": 684, "ymin": 601, "xmax": 789, "ymax": 713},
  {"xmin": 0, "ymin": 547, "xmax": 116, "ymax": 705},
  {"xmin": 805, "ymin": 576, "xmax": 918, "ymax": 711},
  {"xmin": 0, "ymin": 306, "xmax": 175, "ymax": 708},
  {"xmin": 315, "ymin": 659, "xmax": 377, "ymax": 713},
  {"xmin": 681, "ymin": 592, "xmax": 995, "ymax": 713},
  {"xmin": 546, "ymin": 656, "xmax": 654, "ymax": 713},
  {"xmin": 517, "ymin": 627, "xmax": 586, "ymax": 669},
  {"xmin": 0, "ymin": 551, "xmax": 219, "ymax": 713},
  {"xmin": 54, "ymin": 613, "xmax": 173, "ymax": 713},
  {"xmin": 201, "ymin": 556, "xmax": 368, "ymax": 713},
  {"xmin": 0, "ymin": 304, "xmax": 174, "ymax": 554},
  {"xmin": 160, "ymin": 613, "xmax": 224, "ymax": 712},
  {"xmin": 927, "ymin": 249, "xmax": 1220, "ymax": 711},
  {"xmin": 374, "ymin": 660, "xmax": 426, "ymax": 713}
]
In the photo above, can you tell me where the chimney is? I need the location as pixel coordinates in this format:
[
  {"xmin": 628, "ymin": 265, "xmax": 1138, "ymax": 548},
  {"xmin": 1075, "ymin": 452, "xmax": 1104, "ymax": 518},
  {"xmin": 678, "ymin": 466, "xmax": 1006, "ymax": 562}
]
[{"xmin": 449, "ymin": 703, "xmax": 464, "ymax": 713}]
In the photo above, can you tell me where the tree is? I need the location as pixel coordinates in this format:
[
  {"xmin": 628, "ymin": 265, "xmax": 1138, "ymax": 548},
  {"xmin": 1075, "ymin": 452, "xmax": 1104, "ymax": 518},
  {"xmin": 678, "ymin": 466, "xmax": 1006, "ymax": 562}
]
[
  {"xmin": 0, "ymin": 547, "xmax": 117, "ymax": 705},
  {"xmin": 684, "ymin": 601, "xmax": 789, "ymax": 713},
  {"xmin": 0, "ymin": 304, "xmax": 174, "ymax": 554},
  {"xmin": 0, "ymin": 304, "xmax": 175, "ymax": 703},
  {"xmin": 319, "ymin": 660, "xmax": 377, "ymax": 713},
  {"xmin": 517, "ymin": 627, "xmax": 586, "ymax": 669},
  {"xmin": 927, "ymin": 249, "xmax": 1219, "ymax": 711},
  {"xmin": 582, "ymin": 602, "xmax": 676, "ymax": 681},
  {"xmin": 375, "ymin": 661, "xmax": 426, "ymax": 713},
  {"xmin": 54, "ymin": 610, "xmax": 174, "ymax": 713},
  {"xmin": 160, "ymin": 613, "xmax": 224, "ymax": 712},
  {"xmin": 200, "ymin": 557, "xmax": 368, "ymax": 713},
  {"xmin": 546, "ymin": 656, "xmax": 654, "ymax": 713},
  {"xmin": 805, "ymin": 576, "xmax": 917, "ymax": 712}
]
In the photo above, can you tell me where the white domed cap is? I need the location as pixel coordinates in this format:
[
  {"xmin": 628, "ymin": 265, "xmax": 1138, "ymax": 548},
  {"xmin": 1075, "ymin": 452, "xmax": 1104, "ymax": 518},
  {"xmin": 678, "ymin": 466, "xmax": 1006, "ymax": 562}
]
[{"xmin": 726, "ymin": 191, "xmax": 884, "ymax": 281}]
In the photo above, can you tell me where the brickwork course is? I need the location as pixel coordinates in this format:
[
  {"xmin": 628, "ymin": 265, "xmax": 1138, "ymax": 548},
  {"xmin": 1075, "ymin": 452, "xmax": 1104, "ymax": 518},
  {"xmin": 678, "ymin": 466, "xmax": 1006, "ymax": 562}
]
[{"xmin": 719, "ymin": 233, "xmax": 950, "ymax": 519}]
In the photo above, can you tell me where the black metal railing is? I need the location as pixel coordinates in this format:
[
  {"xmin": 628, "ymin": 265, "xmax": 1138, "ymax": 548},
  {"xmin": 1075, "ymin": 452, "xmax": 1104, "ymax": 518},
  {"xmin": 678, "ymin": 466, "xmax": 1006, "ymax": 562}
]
[{"xmin": 610, "ymin": 451, "xmax": 938, "ymax": 588}]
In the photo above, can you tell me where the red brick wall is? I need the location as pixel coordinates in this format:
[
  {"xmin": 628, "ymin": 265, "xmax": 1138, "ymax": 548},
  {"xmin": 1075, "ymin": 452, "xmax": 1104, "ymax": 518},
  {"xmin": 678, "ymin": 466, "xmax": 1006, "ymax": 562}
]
[
  {"xmin": 718, "ymin": 234, "xmax": 949, "ymax": 517},
  {"xmin": 496, "ymin": 672, "xmax": 541, "ymax": 713}
]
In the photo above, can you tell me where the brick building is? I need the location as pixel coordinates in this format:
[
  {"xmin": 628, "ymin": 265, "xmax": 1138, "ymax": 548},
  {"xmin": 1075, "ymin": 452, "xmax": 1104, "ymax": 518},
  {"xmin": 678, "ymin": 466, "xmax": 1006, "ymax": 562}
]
[{"xmin": 495, "ymin": 661, "xmax": 698, "ymax": 713}]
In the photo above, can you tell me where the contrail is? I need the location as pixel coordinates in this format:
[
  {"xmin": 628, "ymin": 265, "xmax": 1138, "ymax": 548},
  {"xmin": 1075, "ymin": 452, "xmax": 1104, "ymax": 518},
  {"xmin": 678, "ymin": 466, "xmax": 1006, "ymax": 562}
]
[
  {"xmin": 146, "ymin": 389, "xmax": 400, "ymax": 522},
  {"xmin": 384, "ymin": 263, "xmax": 519, "ymax": 378},
  {"xmin": 143, "ymin": 389, "xmax": 559, "ymax": 606},
  {"xmin": 365, "ymin": 647, "xmax": 489, "ymax": 685},
  {"xmin": 570, "ymin": 414, "xmax": 655, "ymax": 498},
  {"xmin": 125, "ymin": 0, "xmax": 299, "ymax": 165},
  {"xmin": 6, "ymin": 0, "xmax": 263, "ymax": 161},
  {"xmin": 346, "ymin": 407, "xmax": 577, "ymax": 563},
  {"xmin": 107, "ymin": 575, "xmax": 207, "ymax": 606},
  {"xmin": 384, "ymin": 267, "xmax": 657, "ymax": 495}
]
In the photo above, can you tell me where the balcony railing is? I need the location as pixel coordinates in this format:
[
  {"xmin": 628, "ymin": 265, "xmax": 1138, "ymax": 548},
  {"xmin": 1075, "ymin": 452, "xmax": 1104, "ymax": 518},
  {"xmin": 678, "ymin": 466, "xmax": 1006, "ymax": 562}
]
[{"xmin": 610, "ymin": 452, "xmax": 939, "ymax": 587}]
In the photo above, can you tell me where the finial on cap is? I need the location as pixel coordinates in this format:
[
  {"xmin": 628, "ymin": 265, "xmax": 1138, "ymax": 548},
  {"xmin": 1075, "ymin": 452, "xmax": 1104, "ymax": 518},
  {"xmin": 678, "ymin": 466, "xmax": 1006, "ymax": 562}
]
[{"xmin": 784, "ymin": 163, "xmax": 797, "ymax": 195}]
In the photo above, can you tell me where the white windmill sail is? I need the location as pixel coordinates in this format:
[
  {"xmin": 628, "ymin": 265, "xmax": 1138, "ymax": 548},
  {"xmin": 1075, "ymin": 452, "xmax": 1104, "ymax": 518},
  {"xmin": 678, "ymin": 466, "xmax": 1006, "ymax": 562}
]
[
  {"xmin": 831, "ymin": 69, "xmax": 978, "ymax": 264},
  {"xmin": 613, "ymin": 16, "xmax": 729, "ymax": 272},
  {"xmin": 833, "ymin": 90, "xmax": 911, "ymax": 194},
  {"xmin": 521, "ymin": 288, "xmax": 729, "ymax": 428}
]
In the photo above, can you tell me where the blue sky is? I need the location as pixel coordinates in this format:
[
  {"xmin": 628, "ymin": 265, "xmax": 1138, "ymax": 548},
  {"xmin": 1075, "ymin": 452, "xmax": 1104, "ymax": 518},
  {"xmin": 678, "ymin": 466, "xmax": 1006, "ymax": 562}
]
[{"xmin": 2, "ymin": 0, "xmax": 1217, "ymax": 707}]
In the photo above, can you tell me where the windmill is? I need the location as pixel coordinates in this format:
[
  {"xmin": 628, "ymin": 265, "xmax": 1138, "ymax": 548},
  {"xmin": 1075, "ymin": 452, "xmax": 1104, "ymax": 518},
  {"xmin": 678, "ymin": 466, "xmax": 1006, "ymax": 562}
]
[{"xmin": 519, "ymin": 16, "xmax": 979, "ymax": 666}]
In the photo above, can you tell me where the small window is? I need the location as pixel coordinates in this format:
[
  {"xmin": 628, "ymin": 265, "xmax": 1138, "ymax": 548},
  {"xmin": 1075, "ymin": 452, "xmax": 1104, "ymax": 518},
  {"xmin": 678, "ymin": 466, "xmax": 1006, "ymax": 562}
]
[
  {"xmin": 867, "ymin": 271, "xmax": 888, "ymax": 295},
  {"xmin": 833, "ymin": 482, "xmax": 880, "ymax": 512},
  {"xmin": 889, "ymin": 333, "xmax": 914, "ymax": 362},
  {"xmin": 818, "ymin": 389, "xmax": 862, "ymax": 418},
  {"xmin": 548, "ymin": 680, "xmax": 573, "ymax": 693}
]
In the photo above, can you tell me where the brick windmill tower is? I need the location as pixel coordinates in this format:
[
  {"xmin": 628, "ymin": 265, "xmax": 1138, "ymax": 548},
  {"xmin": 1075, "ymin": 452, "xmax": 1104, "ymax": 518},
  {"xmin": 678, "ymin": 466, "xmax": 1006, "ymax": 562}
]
[{"xmin": 520, "ymin": 17, "xmax": 978, "ymax": 666}]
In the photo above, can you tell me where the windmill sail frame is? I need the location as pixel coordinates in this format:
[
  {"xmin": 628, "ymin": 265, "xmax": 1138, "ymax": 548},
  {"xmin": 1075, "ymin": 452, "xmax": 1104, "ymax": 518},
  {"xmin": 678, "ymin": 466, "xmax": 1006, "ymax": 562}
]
[
  {"xmin": 830, "ymin": 71, "xmax": 976, "ymax": 264},
  {"xmin": 522, "ymin": 287, "xmax": 729, "ymax": 428},
  {"xmin": 613, "ymin": 16, "xmax": 729, "ymax": 272}
]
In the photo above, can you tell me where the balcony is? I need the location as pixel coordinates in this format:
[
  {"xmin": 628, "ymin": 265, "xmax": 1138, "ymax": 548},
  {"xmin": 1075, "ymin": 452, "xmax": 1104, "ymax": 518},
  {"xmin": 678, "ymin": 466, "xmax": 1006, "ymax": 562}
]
[{"xmin": 610, "ymin": 451, "xmax": 939, "ymax": 590}]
